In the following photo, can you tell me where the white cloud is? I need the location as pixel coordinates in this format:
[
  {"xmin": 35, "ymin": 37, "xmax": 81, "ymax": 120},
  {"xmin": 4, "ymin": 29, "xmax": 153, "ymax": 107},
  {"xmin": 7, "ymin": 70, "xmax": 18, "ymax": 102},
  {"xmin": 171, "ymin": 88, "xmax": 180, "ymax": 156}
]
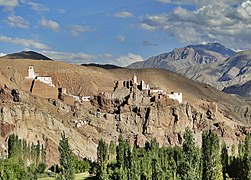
[
  {"xmin": 70, "ymin": 25, "xmax": 91, "ymax": 36},
  {"xmin": 0, "ymin": 0, "xmax": 19, "ymax": 8},
  {"xmin": 0, "ymin": 53, "xmax": 6, "ymax": 57},
  {"xmin": 168, "ymin": 0, "xmax": 246, "ymax": 7},
  {"xmin": 114, "ymin": 11, "xmax": 133, "ymax": 18},
  {"xmin": 42, "ymin": 51, "xmax": 95, "ymax": 64},
  {"xmin": 28, "ymin": 2, "xmax": 49, "ymax": 12},
  {"xmin": 155, "ymin": 0, "xmax": 170, "ymax": 3},
  {"xmin": 43, "ymin": 51, "xmax": 116, "ymax": 65},
  {"xmin": 117, "ymin": 35, "xmax": 126, "ymax": 42},
  {"xmin": 140, "ymin": 23, "xmax": 157, "ymax": 31},
  {"xmin": 39, "ymin": 17, "xmax": 60, "ymax": 32},
  {"xmin": 20, "ymin": 0, "xmax": 49, "ymax": 12},
  {"xmin": 97, "ymin": 53, "xmax": 113, "ymax": 59},
  {"xmin": 0, "ymin": 35, "xmax": 50, "ymax": 50},
  {"xmin": 115, "ymin": 53, "xmax": 144, "ymax": 67},
  {"xmin": 7, "ymin": 15, "xmax": 29, "ymax": 29},
  {"xmin": 140, "ymin": 1, "xmax": 251, "ymax": 50},
  {"xmin": 42, "ymin": 51, "xmax": 143, "ymax": 67}
]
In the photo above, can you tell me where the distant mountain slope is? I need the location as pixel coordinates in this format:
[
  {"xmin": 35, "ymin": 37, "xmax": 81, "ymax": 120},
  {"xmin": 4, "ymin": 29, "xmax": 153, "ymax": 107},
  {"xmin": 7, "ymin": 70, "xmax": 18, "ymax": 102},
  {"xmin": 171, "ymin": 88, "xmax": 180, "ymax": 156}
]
[
  {"xmin": 81, "ymin": 63, "xmax": 122, "ymax": 69},
  {"xmin": 223, "ymin": 80, "xmax": 251, "ymax": 101},
  {"xmin": 1, "ymin": 51, "xmax": 51, "ymax": 60},
  {"xmin": 128, "ymin": 42, "xmax": 235, "ymax": 71},
  {"xmin": 180, "ymin": 50, "xmax": 251, "ymax": 91}
]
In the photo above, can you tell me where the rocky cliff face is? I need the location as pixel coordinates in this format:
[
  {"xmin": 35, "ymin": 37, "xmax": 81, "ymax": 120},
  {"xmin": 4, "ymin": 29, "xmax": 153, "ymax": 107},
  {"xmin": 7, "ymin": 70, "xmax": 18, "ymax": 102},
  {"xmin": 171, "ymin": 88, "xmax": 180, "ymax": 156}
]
[
  {"xmin": 223, "ymin": 80, "xmax": 251, "ymax": 101},
  {"xmin": 0, "ymin": 84, "xmax": 96, "ymax": 166},
  {"xmin": 128, "ymin": 42, "xmax": 235, "ymax": 71},
  {"xmin": 180, "ymin": 50, "xmax": 251, "ymax": 96}
]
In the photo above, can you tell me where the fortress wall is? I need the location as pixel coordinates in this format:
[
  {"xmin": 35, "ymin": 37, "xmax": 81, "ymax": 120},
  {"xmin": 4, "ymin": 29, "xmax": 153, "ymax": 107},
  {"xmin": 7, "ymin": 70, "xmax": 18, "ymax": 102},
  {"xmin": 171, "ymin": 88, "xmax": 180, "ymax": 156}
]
[
  {"xmin": 63, "ymin": 95, "xmax": 76, "ymax": 105},
  {"xmin": 200, "ymin": 102, "xmax": 218, "ymax": 113},
  {"xmin": 98, "ymin": 87, "xmax": 114, "ymax": 94},
  {"xmin": 31, "ymin": 80, "xmax": 58, "ymax": 99},
  {"xmin": 21, "ymin": 79, "xmax": 33, "ymax": 92}
]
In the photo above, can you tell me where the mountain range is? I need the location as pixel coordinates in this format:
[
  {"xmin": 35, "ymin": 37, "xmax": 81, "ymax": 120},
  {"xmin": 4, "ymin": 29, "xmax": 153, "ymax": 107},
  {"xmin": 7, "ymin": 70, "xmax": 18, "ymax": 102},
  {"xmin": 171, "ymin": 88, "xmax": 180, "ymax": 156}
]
[{"xmin": 128, "ymin": 43, "xmax": 250, "ymax": 100}]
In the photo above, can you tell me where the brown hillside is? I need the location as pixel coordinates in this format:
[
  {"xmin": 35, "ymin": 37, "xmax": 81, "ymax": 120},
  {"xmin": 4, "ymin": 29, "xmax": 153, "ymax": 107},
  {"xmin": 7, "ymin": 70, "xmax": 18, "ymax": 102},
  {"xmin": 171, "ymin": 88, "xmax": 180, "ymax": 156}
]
[
  {"xmin": 0, "ymin": 58, "xmax": 250, "ymax": 165},
  {"xmin": 0, "ymin": 58, "xmax": 248, "ymax": 123}
]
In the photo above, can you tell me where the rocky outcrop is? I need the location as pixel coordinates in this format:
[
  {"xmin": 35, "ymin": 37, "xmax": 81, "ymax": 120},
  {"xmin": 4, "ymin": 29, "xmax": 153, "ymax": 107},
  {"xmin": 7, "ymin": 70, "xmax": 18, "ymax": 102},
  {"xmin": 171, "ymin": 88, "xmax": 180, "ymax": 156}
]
[
  {"xmin": 87, "ymin": 86, "xmax": 249, "ymax": 149},
  {"xmin": 0, "ymin": 86, "xmax": 97, "ymax": 166}
]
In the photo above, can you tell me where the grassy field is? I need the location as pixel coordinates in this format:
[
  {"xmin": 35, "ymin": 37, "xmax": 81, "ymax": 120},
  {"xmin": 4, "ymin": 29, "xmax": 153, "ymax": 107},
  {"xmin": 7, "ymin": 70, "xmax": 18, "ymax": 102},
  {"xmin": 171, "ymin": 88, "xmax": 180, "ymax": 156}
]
[{"xmin": 38, "ymin": 172, "xmax": 97, "ymax": 180}]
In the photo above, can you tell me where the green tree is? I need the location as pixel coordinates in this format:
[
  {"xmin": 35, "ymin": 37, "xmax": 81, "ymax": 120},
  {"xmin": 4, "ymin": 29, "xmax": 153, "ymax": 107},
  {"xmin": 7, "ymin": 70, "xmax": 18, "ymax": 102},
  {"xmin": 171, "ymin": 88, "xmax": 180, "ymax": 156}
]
[
  {"xmin": 235, "ymin": 141, "xmax": 244, "ymax": 179},
  {"xmin": 130, "ymin": 146, "xmax": 141, "ymax": 180},
  {"xmin": 31, "ymin": 142, "xmax": 36, "ymax": 163},
  {"xmin": 202, "ymin": 130, "xmax": 223, "ymax": 180},
  {"xmin": 22, "ymin": 139, "xmax": 28, "ymax": 166},
  {"xmin": 58, "ymin": 131, "xmax": 75, "ymax": 180},
  {"xmin": 97, "ymin": 139, "xmax": 109, "ymax": 180},
  {"xmin": 0, "ymin": 159, "xmax": 28, "ymax": 180},
  {"xmin": 221, "ymin": 141, "xmax": 228, "ymax": 180},
  {"xmin": 116, "ymin": 135, "xmax": 125, "ymax": 169},
  {"xmin": 124, "ymin": 140, "xmax": 131, "ymax": 171},
  {"xmin": 36, "ymin": 162, "xmax": 47, "ymax": 174},
  {"xmin": 159, "ymin": 147, "xmax": 173, "ymax": 179},
  {"xmin": 244, "ymin": 133, "xmax": 251, "ymax": 180},
  {"xmin": 180, "ymin": 128, "xmax": 202, "ymax": 180},
  {"xmin": 35, "ymin": 140, "xmax": 41, "ymax": 165},
  {"xmin": 108, "ymin": 140, "xmax": 116, "ymax": 163},
  {"xmin": 8, "ymin": 134, "xmax": 16, "ymax": 159},
  {"xmin": 152, "ymin": 158, "xmax": 165, "ymax": 180},
  {"xmin": 141, "ymin": 151, "xmax": 152, "ymax": 179},
  {"xmin": 41, "ymin": 144, "xmax": 46, "ymax": 163}
]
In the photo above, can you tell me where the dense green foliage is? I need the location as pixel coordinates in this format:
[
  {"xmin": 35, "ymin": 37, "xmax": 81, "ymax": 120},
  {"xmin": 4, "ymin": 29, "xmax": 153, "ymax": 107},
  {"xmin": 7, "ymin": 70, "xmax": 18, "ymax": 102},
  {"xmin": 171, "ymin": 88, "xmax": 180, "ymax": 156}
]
[
  {"xmin": 0, "ymin": 133, "xmax": 91, "ymax": 179},
  {"xmin": 7, "ymin": 134, "xmax": 45, "ymax": 166},
  {"xmin": 95, "ymin": 129, "xmax": 251, "ymax": 180},
  {"xmin": 0, "ymin": 134, "xmax": 46, "ymax": 179},
  {"xmin": 3, "ymin": 130, "xmax": 251, "ymax": 179},
  {"xmin": 57, "ymin": 131, "xmax": 75, "ymax": 180}
]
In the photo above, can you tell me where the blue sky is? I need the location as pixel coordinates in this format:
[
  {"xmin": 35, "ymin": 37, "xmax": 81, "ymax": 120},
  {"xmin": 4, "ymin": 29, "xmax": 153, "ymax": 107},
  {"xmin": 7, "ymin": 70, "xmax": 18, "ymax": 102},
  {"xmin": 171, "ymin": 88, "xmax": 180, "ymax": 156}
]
[{"xmin": 0, "ymin": 0, "xmax": 250, "ymax": 66}]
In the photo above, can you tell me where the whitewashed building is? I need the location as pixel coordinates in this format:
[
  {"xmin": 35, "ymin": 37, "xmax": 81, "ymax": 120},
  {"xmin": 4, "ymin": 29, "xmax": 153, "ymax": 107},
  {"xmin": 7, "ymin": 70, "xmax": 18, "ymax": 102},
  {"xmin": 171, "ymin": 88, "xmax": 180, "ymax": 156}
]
[
  {"xmin": 168, "ymin": 92, "xmax": 182, "ymax": 103},
  {"xmin": 25, "ymin": 65, "xmax": 55, "ymax": 87}
]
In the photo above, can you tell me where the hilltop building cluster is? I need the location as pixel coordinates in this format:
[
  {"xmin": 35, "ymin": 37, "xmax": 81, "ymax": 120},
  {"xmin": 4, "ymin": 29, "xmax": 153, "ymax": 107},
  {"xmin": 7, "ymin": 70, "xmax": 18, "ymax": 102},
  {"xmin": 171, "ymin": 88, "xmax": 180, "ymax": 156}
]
[
  {"xmin": 111, "ymin": 74, "xmax": 182, "ymax": 104},
  {"xmin": 21, "ymin": 65, "xmax": 183, "ymax": 105},
  {"xmin": 21, "ymin": 65, "xmax": 90, "ymax": 103}
]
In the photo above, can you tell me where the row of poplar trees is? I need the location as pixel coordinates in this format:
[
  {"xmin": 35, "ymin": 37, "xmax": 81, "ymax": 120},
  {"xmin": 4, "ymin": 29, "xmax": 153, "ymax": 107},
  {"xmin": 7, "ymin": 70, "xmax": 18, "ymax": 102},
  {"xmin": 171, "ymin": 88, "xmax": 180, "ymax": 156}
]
[
  {"xmin": 96, "ymin": 128, "xmax": 251, "ymax": 180},
  {"xmin": 0, "ymin": 134, "xmax": 47, "ymax": 179},
  {"xmin": 7, "ymin": 134, "xmax": 46, "ymax": 166}
]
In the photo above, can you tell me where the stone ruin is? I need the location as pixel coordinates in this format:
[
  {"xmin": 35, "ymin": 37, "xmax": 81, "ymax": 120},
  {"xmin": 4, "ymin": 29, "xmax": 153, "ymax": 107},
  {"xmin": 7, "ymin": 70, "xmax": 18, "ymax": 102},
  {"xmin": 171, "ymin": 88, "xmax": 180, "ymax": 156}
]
[
  {"xmin": 108, "ymin": 74, "xmax": 183, "ymax": 104},
  {"xmin": 90, "ymin": 74, "xmax": 183, "ymax": 119}
]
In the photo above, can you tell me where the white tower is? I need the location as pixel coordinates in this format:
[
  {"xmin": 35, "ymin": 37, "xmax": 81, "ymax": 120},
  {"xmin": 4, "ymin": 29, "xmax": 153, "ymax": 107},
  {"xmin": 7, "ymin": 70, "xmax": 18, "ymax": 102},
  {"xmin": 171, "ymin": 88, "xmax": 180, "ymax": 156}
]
[
  {"xmin": 133, "ymin": 74, "xmax": 138, "ymax": 85},
  {"xmin": 27, "ymin": 65, "xmax": 36, "ymax": 79}
]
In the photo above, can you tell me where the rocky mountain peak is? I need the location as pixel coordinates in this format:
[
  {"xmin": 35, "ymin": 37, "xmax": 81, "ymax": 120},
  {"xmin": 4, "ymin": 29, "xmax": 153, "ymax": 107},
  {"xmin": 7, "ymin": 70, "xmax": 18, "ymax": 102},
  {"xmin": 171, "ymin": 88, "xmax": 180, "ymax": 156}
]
[
  {"xmin": 1, "ymin": 51, "xmax": 51, "ymax": 60},
  {"xmin": 187, "ymin": 42, "xmax": 236, "ymax": 57}
]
